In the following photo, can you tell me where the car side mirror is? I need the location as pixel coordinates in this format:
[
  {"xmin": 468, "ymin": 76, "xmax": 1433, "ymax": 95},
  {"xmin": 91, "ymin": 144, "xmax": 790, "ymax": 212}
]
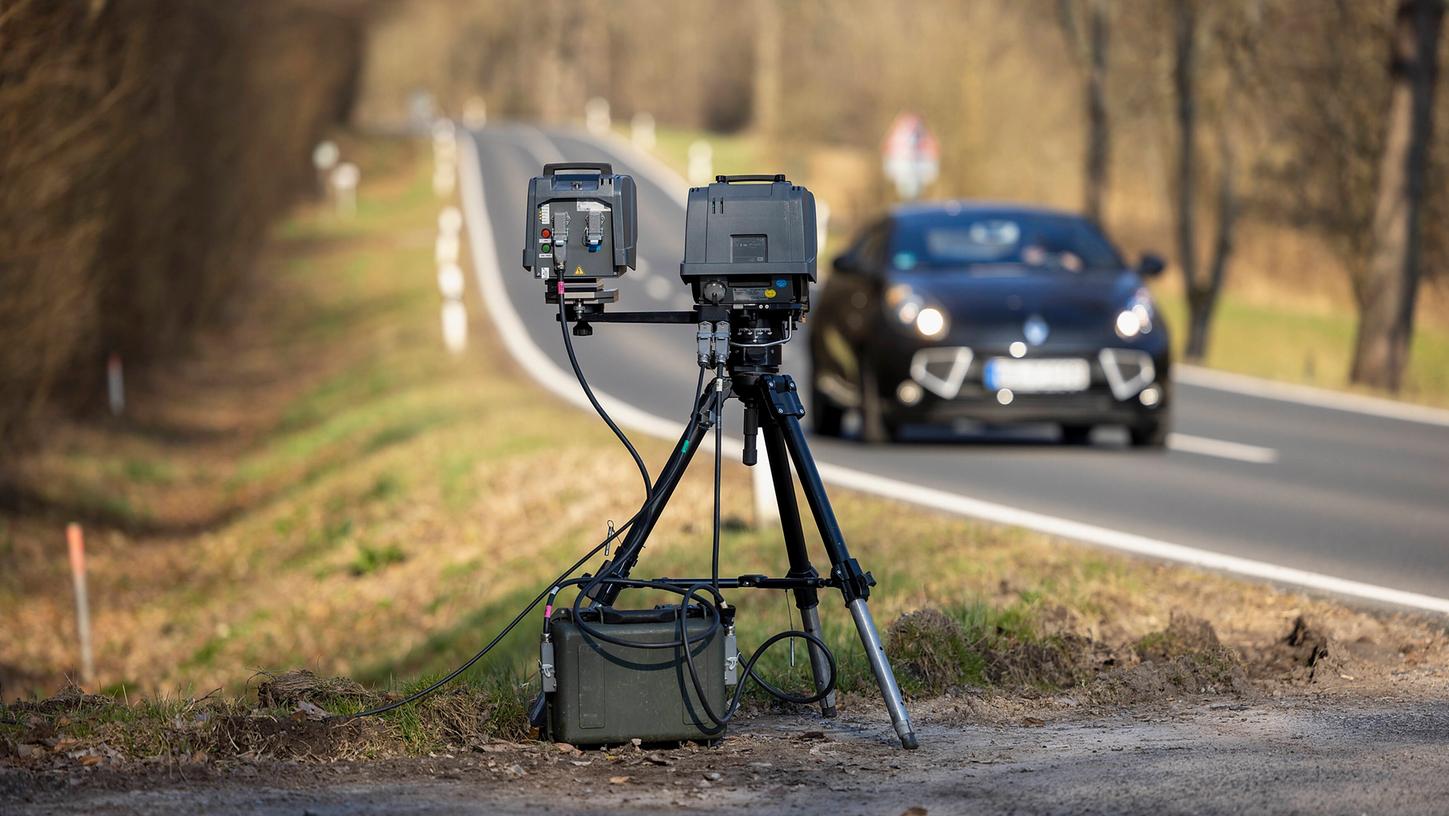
[{"xmin": 1137, "ymin": 253, "xmax": 1166, "ymax": 278}]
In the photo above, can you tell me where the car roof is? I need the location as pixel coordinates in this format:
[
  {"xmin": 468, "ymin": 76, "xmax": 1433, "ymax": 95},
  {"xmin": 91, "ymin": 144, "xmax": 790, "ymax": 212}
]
[{"xmin": 889, "ymin": 200, "xmax": 1088, "ymax": 223}]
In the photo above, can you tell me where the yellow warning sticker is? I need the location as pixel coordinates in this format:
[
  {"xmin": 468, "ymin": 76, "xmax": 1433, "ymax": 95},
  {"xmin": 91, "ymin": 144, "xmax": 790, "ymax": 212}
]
[
  {"xmin": 573, "ymin": 266, "xmax": 584, "ymax": 275},
  {"xmin": 764, "ymin": 288, "xmax": 777, "ymax": 298}
]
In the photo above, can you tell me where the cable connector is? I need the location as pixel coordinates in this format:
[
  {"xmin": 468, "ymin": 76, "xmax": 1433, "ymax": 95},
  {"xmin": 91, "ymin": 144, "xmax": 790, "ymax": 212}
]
[
  {"xmin": 540, "ymin": 634, "xmax": 557, "ymax": 693},
  {"xmin": 696, "ymin": 320, "xmax": 732, "ymax": 368},
  {"xmin": 724, "ymin": 624, "xmax": 739, "ymax": 686}
]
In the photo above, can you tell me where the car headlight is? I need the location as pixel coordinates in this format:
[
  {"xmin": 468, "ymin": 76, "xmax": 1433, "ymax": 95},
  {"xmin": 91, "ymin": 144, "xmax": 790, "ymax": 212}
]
[
  {"xmin": 886, "ymin": 284, "xmax": 950, "ymax": 339},
  {"xmin": 1114, "ymin": 287, "xmax": 1155, "ymax": 340}
]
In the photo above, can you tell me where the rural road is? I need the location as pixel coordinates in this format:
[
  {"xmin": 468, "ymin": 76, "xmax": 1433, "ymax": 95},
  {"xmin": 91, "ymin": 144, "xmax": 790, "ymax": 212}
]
[{"xmin": 463, "ymin": 123, "xmax": 1449, "ymax": 609}]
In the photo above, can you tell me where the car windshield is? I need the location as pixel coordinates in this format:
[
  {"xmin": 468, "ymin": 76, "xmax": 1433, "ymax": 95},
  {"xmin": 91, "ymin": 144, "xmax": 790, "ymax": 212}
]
[{"xmin": 889, "ymin": 212, "xmax": 1125, "ymax": 273}]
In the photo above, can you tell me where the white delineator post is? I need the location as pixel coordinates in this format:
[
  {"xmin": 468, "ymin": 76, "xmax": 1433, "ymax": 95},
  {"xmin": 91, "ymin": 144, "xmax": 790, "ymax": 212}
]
[
  {"xmin": 437, "ymin": 201, "xmax": 467, "ymax": 354},
  {"xmin": 432, "ymin": 120, "xmax": 458, "ymax": 198},
  {"xmin": 687, "ymin": 140, "xmax": 713, "ymax": 186},
  {"xmin": 67, "ymin": 523, "xmax": 95, "ymax": 688},
  {"xmin": 815, "ymin": 198, "xmax": 832, "ymax": 258},
  {"xmin": 312, "ymin": 140, "xmax": 339, "ymax": 196},
  {"xmin": 631, "ymin": 112, "xmax": 656, "ymax": 151},
  {"xmin": 331, "ymin": 162, "xmax": 360, "ymax": 216},
  {"xmin": 585, "ymin": 97, "xmax": 611, "ymax": 135}
]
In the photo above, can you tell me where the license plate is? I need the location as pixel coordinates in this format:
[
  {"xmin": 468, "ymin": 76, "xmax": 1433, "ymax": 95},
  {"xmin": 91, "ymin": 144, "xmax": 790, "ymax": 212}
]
[{"xmin": 983, "ymin": 358, "xmax": 1090, "ymax": 393}]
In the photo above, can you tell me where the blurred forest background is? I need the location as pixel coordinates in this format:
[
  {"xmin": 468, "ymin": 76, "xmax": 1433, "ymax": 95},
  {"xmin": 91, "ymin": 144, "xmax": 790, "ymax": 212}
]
[{"xmin": 2, "ymin": 0, "xmax": 1446, "ymax": 460}]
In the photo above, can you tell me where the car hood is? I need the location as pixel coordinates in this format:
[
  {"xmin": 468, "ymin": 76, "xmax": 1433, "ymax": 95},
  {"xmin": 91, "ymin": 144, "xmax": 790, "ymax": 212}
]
[{"xmin": 893, "ymin": 267, "xmax": 1138, "ymax": 331}]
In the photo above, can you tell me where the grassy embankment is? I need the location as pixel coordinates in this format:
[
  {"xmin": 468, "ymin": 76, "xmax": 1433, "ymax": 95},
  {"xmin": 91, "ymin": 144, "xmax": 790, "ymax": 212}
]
[
  {"xmin": 4, "ymin": 136, "xmax": 1442, "ymax": 761},
  {"xmin": 646, "ymin": 125, "xmax": 1449, "ymax": 407}
]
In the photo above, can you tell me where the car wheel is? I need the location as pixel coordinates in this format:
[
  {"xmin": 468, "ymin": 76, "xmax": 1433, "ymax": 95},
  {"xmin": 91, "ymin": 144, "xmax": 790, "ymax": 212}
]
[
  {"xmin": 810, "ymin": 379, "xmax": 844, "ymax": 437},
  {"xmin": 859, "ymin": 366, "xmax": 898, "ymax": 444},
  {"xmin": 1129, "ymin": 418, "xmax": 1168, "ymax": 449},
  {"xmin": 1060, "ymin": 424, "xmax": 1093, "ymax": 446}
]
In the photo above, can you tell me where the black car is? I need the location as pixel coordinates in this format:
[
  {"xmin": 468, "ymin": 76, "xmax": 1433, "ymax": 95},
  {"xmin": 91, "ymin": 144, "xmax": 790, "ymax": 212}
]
[{"xmin": 808, "ymin": 202, "xmax": 1171, "ymax": 446}]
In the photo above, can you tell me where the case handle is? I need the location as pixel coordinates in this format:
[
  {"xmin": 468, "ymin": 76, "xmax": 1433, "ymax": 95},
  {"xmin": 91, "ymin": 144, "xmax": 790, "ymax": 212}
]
[
  {"xmin": 714, "ymin": 174, "xmax": 788, "ymax": 184},
  {"xmin": 543, "ymin": 162, "xmax": 613, "ymax": 176}
]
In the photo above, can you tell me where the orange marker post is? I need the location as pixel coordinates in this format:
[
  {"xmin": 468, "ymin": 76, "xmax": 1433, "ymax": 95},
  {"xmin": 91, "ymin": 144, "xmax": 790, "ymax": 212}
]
[{"xmin": 66, "ymin": 523, "xmax": 95, "ymax": 687}]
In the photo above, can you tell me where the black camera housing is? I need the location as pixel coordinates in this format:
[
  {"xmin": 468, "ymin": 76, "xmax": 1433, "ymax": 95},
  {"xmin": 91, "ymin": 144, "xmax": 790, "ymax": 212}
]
[
  {"xmin": 523, "ymin": 162, "xmax": 637, "ymax": 304},
  {"xmin": 680, "ymin": 175, "xmax": 816, "ymax": 312}
]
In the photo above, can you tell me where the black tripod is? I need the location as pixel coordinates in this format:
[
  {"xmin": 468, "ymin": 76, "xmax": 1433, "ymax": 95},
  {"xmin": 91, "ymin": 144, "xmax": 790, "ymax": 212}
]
[{"xmin": 573, "ymin": 306, "xmax": 919, "ymax": 749}]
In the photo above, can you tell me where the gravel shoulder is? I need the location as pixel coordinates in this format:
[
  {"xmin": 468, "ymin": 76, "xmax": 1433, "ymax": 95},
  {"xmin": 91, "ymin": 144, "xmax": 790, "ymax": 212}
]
[{"xmin": 8, "ymin": 689, "xmax": 1449, "ymax": 816}]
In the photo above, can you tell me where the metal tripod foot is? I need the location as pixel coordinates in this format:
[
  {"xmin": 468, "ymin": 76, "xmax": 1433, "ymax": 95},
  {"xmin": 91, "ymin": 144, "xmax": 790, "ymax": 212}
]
[
  {"xmin": 848, "ymin": 598, "xmax": 918, "ymax": 749},
  {"xmin": 798, "ymin": 605, "xmax": 838, "ymax": 717}
]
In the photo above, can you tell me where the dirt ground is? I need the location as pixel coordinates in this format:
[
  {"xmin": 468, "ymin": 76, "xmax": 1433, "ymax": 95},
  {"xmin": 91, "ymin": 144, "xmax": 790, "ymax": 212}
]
[{"xmin": 6, "ymin": 688, "xmax": 1449, "ymax": 816}]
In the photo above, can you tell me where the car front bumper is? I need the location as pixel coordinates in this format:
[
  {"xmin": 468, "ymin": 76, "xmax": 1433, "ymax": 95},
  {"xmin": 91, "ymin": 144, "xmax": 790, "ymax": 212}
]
[{"xmin": 872, "ymin": 342, "xmax": 1171, "ymax": 427}]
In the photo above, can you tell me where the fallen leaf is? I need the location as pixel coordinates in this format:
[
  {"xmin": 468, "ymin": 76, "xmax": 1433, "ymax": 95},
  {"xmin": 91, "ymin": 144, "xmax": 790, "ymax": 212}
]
[{"xmin": 291, "ymin": 701, "xmax": 328, "ymax": 721}]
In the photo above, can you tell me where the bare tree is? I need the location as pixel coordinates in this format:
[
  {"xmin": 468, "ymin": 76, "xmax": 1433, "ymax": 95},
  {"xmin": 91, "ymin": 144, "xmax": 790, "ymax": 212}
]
[
  {"xmin": 752, "ymin": 0, "xmax": 783, "ymax": 138},
  {"xmin": 1057, "ymin": 0, "xmax": 1111, "ymax": 223},
  {"xmin": 1351, "ymin": 0, "xmax": 1445, "ymax": 391},
  {"xmin": 1170, "ymin": 0, "xmax": 1239, "ymax": 361}
]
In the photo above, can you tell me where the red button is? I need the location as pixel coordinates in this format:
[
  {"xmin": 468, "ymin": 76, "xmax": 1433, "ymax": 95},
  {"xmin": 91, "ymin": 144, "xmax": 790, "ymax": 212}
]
[{"xmin": 541, "ymin": 228, "xmax": 552, "ymax": 239}]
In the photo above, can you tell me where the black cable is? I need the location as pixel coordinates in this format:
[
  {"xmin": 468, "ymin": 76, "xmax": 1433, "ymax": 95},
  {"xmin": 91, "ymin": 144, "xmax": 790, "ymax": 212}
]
[
  {"xmin": 333, "ymin": 515, "xmax": 638, "ymax": 721},
  {"xmin": 558, "ymin": 295, "xmax": 652, "ymax": 495},
  {"xmin": 677, "ymin": 582, "xmax": 837, "ymax": 730},
  {"xmin": 711, "ymin": 380, "xmax": 723, "ymax": 590},
  {"xmin": 566, "ymin": 379, "xmax": 720, "ymax": 634},
  {"xmin": 341, "ymin": 370, "xmax": 713, "ymax": 721}
]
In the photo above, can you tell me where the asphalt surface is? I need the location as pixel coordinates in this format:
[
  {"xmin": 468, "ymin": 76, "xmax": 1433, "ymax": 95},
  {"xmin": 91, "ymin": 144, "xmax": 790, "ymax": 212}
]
[{"xmin": 469, "ymin": 123, "xmax": 1449, "ymax": 604}]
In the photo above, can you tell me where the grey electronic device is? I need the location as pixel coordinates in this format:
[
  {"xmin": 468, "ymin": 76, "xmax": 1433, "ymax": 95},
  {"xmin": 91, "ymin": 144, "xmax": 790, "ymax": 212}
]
[
  {"xmin": 523, "ymin": 162, "xmax": 637, "ymax": 305},
  {"xmin": 680, "ymin": 174, "xmax": 816, "ymax": 310}
]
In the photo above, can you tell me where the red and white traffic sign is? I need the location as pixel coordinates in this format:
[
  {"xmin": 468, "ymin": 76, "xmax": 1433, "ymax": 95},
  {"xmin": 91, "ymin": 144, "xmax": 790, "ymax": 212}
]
[{"xmin": 882, "ymin": 113, "xmax": 940, "ymax": 200}]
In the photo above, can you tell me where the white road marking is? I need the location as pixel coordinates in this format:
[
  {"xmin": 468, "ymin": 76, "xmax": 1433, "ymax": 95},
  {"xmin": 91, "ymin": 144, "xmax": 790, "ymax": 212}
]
[
  {"xmin": 457, "ymin": 126, "xmax": 1449, "ymax": 616},
  {"xmin": 1177, "ymin": 365, "xmax": 1449, "ymax": 428},
  {"xmin": 1167, "ymin": 433, "xmax": 1279, "ymax": 464}
]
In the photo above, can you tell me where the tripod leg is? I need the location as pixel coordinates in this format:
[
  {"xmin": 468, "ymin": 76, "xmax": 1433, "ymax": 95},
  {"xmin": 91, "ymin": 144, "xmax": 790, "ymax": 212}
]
[
  {"xmin": 592, "ymin": 383, "xmax": 715, "ymax": 607},
  {"xmin": 759, "ymin": 416, "xmax": 837, "ymax": 718},
  {"xmin": 762, "ymin": 376, "xmax": 918, "ymax": 749}
]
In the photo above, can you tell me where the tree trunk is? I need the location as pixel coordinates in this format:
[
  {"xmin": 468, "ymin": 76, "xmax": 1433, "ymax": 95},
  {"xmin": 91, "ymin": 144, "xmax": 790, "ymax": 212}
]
[
  {"xmin": 752, "ymin": 0, "xmax": 782, "ymax": 139},
  {"xmin": 1083, "ymin": 0, "xmax": 1110, "ymax": 223},
  {"xmin": 1189, "ymin": 120, "xmax": 1238, "ymax": 360},
  {"xmin": 1350, "ymin": 0, "xmax": 1445, "ymax": 391},
  {"xmin": 1057, "ymin": 0, "xmax": 1112, "ymax": 223},
  {"xmin": 1172, "ymin": 0, "xmax": 1203, "ymax": 360}
]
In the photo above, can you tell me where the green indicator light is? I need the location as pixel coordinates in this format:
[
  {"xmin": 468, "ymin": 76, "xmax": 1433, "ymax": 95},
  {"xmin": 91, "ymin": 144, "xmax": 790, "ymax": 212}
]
[{"xmin": 681, "ymin": 440, "xmax": 691, "ymax": 452}]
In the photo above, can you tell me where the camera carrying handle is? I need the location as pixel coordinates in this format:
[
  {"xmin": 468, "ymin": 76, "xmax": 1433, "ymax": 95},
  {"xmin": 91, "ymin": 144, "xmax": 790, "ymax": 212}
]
[
  {"xmin": 544, "ymin": 162, "xmax": 614, "ymax": 176},
  {"xmin": 714, "ymin": 174, "xmax": 788, "ymax": 184}
]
